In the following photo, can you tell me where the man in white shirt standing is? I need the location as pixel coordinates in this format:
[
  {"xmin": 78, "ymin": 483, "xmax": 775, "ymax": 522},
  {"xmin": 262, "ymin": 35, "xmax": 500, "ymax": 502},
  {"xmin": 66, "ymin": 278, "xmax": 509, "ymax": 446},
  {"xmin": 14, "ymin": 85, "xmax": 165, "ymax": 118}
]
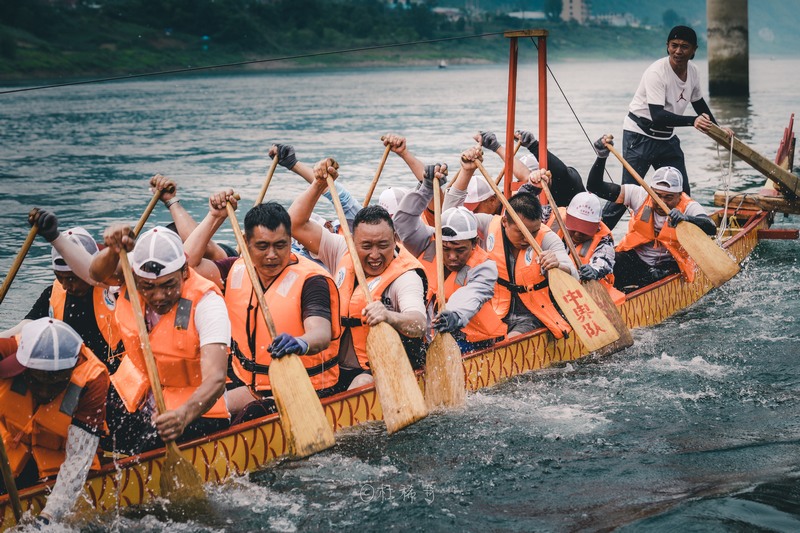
[{"xmin": 603, "ymin": 25, "xmax": 733, "ymax": 229}]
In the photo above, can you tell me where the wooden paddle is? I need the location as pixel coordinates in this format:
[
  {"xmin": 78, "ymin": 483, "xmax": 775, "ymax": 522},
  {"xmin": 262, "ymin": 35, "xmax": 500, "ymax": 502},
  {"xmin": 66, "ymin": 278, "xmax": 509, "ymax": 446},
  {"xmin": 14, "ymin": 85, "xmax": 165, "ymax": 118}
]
[
  {"xmin": 323, "ymin": 160, "xmax": 428, "ymax": 434},
  {"xmin": 605, "ymin": 143, "xmax": 740, "ymax": 288},
  {"xmin": 254, "ymin": 154, "xmax": 280, "ymax": 207},
  {"xmin": 133, "ymin": 182, "xmax": 176, "ymax": 238},
  {"xmin": 0, "ymin": 226, "xmax": 37, "ymax": 307},
  {"xmin": 362, "ymin": 139, "xmax": 391, "ymax": 208},
  {"xmin": 117, "ymin": 249, "xmax": 207, "ymax": 505},
  {"xmin": 424, "ymin": 174, "xmax": 466, "ymax": 409},
  {"xmin": 539, "ymin": 180, "xmax": 633, "ymax": 355},
  {"xmin": 474, "ymin": 160, "xmax": 621, "ymax": 353},
  {"xmin": 225, "ymin": 201, "xmax": 335, "ymax": 458}
]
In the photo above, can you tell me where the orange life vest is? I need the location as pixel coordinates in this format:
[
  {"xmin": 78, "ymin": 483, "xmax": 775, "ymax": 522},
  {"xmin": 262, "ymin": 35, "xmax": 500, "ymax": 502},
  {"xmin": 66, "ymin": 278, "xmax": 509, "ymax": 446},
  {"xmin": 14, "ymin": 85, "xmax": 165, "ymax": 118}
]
[
  {"xmin": 418, "ymin": 244, "xmax": 507, "ymax": 343},
  {"xmin": 225, "ymin": 255, "xmax": 341, "ymax": 392},
  {"xmin": 616, "ymin": 194, "xmax": 697, "ymax": 282},
  {"xmin": 485, "ymin": 215, "xmax": 572, "ymax": 338},
  {"xmin": 0, "ymin": 346, "xmax": 106, "ymax": 479},
  {"xmin": 550, "ymin": 208, "xmax": 626, "ymax": 306},
  {"xmin": 49, "ymin": 280, "xmax": 122, "ymax": 364},
  {"xmin": 113, "ymin": 268, "xmax": 229, "ymax": 418},
  {"xmin": 334, "ymin": 244, "xmax": 427, "ymax": 370}
]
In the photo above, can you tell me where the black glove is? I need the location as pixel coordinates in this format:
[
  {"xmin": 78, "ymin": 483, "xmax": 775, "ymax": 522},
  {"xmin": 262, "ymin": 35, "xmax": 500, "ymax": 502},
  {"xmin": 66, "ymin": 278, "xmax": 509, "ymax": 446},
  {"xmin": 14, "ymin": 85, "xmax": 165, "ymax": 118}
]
[
  {"xmin": 668, "ymin": 208, "xmax": 687, "ymax": 227},
  {"xmin": 579, "ymin": 264, "xmax": 600, "ymax": 281},
  {"xmin": 423, "ymin": 163, "xmax": 448, "ymax": 190},
  {"xmin": 593, "ymin": 136, "xmax": 611, "ymax": 158},
  {"xmin": 515, "ymin": 130, "xmax": 536, "ymax": 148},
  {"xmin": 647, "ymin": 265, "xmax": 674, "ymax": 282},
  {"xmin": 432, "ymin": 310, "xmax": 461, "ymax": 333},
  {"xmin": 268, "ymin": 333, "xmax": 308, "ymax": 359},
  {"xmin": 274, "ymin": 144, "xmax": 298, "ymax": 170},
  {"xmin": 478, "ymin": 131, "xmax": 501, "ymax": 152},
  {"xmin": 28, "ymin": 208, "xmax": 59, "ymax": 242}
]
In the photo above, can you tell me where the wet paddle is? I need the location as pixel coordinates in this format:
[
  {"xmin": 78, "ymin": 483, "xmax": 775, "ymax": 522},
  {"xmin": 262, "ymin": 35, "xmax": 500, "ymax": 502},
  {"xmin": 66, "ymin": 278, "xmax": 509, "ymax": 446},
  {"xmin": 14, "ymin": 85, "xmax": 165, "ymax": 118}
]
[
  {"xmin": 605, "ymin": 143, "xmax": 740, "ymax": 288},
  {"xmin": 117, "ymin": 249, "xmax": 207, "ymax": 506},
  {"xmin": 323, "ymin": 160, "xmax": 428, "ymax": 434},
  {"xmin": 540, "ymin": 180, "xmax": 633, "ymax": 354},
  {"xmin": 474, "ymin": 160, "xmax": 621, "ymax": 353},
  {"xmin": 362, "ymin": 139, "xmax": 391, "ymax": 208},
  {"xmin": 254, "ymin": 154, "xmax": 280, "ymax": 207},
  {"xmin": 225, "ymin": 201, "xmax": 335, "ymax": 458},
  {"xmin": 424, "ymin": 174, "xmax": 466, "ymax": 410},
  {"xmin": 0, "ymin": 225, "xmax": 37, "ymax": 307},
  {"xmin": 133, "ymin": 181, "xmax": 175, "ymax": 238}
]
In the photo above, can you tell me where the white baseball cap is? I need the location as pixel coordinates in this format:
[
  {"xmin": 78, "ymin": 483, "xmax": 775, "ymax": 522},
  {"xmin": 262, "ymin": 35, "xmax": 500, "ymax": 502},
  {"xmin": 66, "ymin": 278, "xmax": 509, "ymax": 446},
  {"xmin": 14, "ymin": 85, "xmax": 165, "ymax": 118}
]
[
  {"xmin": 650, "ymin": 166, "xmax": 684, "ymax": 193},
  {"xmin": 565, "ymin": 192, "xmax": 602, "ymax": 236},
  {"xmin": 51, "ymin": 227, "xmax": 99, "ymax": 272},
  {"xmin": 131, "ymin": 226, "xmax": 186, "ymax": 279},
  {"xmin": 378, "ymin": 187, "xmax": 410, "ymax": 218},
  {"xmin": 519, "ymin": 153, "xmax": 539, "ymax": 172},
  {"xmin": 464, "ymin": 177, "xmax": 494, "ymax": 206},
  {"xmin": 17, "ymin": 318, "xmax": 82, "ymax": 372},
  {"xmin": 441, "ymin": 207, "xmax": 478, "ymax": 241}
]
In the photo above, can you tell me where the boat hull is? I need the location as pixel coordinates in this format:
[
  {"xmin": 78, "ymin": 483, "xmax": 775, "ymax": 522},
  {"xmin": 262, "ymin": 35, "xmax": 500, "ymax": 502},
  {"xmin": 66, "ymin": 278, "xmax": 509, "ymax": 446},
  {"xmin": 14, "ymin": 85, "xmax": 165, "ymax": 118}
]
[{"xmin": 0, "ymin": 208, "xmax": 771, "ymax": 528}]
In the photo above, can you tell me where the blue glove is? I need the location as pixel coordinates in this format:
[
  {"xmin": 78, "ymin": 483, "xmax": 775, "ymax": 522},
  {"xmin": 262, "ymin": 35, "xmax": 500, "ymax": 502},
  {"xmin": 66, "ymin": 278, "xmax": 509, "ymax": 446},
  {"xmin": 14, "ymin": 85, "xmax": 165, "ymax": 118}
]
[
  {"xmin": 423, "ymin": 163, "xmax": 448, "ymax": 189},
  {"xmin": 432, "ymin": 310, "xmax": 461, "ymax": 333},
  {"xmin": 273, "ymin": 144, "xmax": 298, "ymax": 170},
  {"xmin": 28, "ymin": 208, "xmax": 59, "ymax": 242},
  {"xmin": 478, "ymin": 131, "xmax": 501, "ymax": 152},
  {"xmin": 668, "ymin": 208, "xmax": 687, "ymax": 227},
  {"xmin": 579, "ymin": 264, "xmax": 600, "ymax": 281},
  {"xmin": 515, "ymin": 129, "xmax": 536, "ymax": 148},
  {"xmin": 593, "ymin": 136, "xmax": 611, "ymax": 158},
  {"xmin": 268, "ymin": 333, "xmax": 309, "ymax": 359}
]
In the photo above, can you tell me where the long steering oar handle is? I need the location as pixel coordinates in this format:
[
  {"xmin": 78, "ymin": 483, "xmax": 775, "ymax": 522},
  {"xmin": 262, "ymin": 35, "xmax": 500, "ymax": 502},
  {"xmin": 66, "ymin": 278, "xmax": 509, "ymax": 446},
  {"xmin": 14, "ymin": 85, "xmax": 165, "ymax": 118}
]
[
  {"xmin": 605, "ymin": 143, "xmax": 671, "ymax": 214},
  {"xmin": 0, "ymin": 436, "xmax": 22, "ymax": 522},
  {"xmin": 540, "ymin": 179, "xmax": 581, "ymax": 266},
  {"xmin": 0, "ymin": 225, "xmax": 37, "ymax": 307},
  {"xmin": 433, "ymin": 176, "xmax": 446, "ymax": 312},
  {"xmin": 225, "ymin": 201, "xmax": 278, "ymax": 337},
  {"xmin": 362, "ymin": 139, "xmax": 391, "ymax": 208},
  {"xmin": 494, "ymin": 140, "xmax": 522, "ymax": 185},
  {"xmin": 474, "ymin": 160, "xmax": 543, "ymax": 254},
  {"xmin": 254, "ymin": 154, "xmax": 280, "ymax": 207},
  {"xmin": 133, "ymin": 183, "xmax": 176, "ymax": 239}
]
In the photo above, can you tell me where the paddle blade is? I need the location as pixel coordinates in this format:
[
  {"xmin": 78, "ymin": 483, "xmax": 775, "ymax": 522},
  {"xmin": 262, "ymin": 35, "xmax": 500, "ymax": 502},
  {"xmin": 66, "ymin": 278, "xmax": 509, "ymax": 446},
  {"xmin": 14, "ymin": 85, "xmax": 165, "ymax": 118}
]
[
  {"xmin": 582, "ymin": 280, "xmax": 633, "ymax": 357},
  {"xmin": 366, "ymin": 322, "xmax": 428, "ymax": 434},
  {"xmin": 270, "ymin": 356, "xmax": 336, "ymax": 459},
  {"xmin": 424, "ymin": 332, "xmax": 466, "ymax": 410},
  {"xmin": 160, "ymin": 442, "xmax": 207, "ymax": 507},
  {"xmin": 676, "ymin": 222, "xmax": 740, "ymax": 288},
  {"xmin": 547, "ymin": 268, "xmax": 621, "ymax": 352}
]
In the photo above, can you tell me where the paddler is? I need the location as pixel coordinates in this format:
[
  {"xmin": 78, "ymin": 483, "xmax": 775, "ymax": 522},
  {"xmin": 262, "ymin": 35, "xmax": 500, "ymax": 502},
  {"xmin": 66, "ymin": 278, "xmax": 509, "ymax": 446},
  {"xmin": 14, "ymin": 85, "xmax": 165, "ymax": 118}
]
[
  {"xmin": 394, "ymin": 163, "xmax": 506, "ymax": 353},
  {"xmin": 587, "ymin": 136, "xmax": 717, "ymax": 292},
  {"xmin": 0, "ymin": 318, "xmax": 109, "ymax": 525},
  {"xmin": 452, "ymin": 147, "xmax": 577, "ymax": 339},
  {"xmin": 183, "ymin": 193, "xmax": 341, "ymax": 423},
  {"xmin": 0, "ymin": 209, "xmax": 124, "ymax": 373},
  {"xmin": 288, "ymin": 158, "xmax": 428, "ymax": 391},
  {"xmin": 89, "ymin": 225, "xmax": 230, "ymax": 454}
]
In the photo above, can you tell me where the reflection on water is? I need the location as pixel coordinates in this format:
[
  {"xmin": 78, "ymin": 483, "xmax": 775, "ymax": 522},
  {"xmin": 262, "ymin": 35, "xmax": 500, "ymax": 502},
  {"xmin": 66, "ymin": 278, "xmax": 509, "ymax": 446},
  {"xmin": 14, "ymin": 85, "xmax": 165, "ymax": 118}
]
[{"xmin": 2, "ymin": 58, "xmax": 800, "ymax": 531}]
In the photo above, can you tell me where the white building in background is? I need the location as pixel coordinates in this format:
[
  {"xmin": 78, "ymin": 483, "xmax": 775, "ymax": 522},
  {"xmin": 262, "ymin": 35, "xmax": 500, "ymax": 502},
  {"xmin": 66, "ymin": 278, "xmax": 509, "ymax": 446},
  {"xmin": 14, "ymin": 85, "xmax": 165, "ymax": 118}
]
[
  {"xmin": 508, "ymin": 11, "xmax": 547, "ymax": 21},
  {"xmin": 593, "ymin": 12, "xmax": 641, "ymax": 27},
  {"xmin": 561, "ymin": 0, "xmax": 590, "ymax": 24}
]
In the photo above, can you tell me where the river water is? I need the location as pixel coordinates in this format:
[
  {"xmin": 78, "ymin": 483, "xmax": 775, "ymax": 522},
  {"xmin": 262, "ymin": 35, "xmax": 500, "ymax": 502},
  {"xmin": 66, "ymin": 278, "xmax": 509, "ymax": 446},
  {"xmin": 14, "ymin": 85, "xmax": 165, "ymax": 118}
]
[{"xmin": 1, "ymin": 55, "xmax": 800, "ymax": 532}]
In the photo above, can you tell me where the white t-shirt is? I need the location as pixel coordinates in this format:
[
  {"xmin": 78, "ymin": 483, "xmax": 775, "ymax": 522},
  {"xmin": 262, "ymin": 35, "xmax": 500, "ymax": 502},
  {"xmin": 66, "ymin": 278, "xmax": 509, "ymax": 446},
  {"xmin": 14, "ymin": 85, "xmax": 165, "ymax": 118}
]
[
  {"xmin": 623, "ymin": 57, "xmax": 703, "ymax": 139},
  {"xmin": 145, "ymin": 290, "xmax": 231, "ymax": 347},
  {"xmin": 621, "ymin": 185, "xmax": 707, "ymax": 266}
]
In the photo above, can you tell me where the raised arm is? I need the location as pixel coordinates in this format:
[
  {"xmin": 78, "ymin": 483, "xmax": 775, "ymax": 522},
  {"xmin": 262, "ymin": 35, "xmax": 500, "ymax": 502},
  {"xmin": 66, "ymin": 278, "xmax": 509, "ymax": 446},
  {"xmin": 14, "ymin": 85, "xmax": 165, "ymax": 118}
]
[
  {"xmin": 586, "ymin": 135, "xmax": 623, "ymax": 203},
  {"xmin": 89, "ymin": 224, "xmax": 134, "ymax": 285},
  {"xmin": 288, "ymin": 158, "xmax": 337, "ymax": 256},
  {"xmin": 383, "ymin": 133, "xmax": 424, "ymax": 182}
]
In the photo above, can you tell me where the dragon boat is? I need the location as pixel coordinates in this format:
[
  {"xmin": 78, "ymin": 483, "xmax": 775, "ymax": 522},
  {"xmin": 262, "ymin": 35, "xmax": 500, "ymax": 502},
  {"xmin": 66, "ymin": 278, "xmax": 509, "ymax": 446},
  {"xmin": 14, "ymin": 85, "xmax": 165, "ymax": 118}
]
[{"xmin": 1, "ymin": 29, "xmax": 799, "ymax": 531}]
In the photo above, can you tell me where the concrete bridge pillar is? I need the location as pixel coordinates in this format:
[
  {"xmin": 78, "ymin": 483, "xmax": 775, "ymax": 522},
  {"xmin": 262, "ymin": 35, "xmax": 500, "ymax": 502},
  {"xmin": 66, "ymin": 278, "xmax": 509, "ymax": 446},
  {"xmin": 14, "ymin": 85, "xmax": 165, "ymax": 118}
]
[{"xmin": 707, "ymin": 0, "xmax": 749, "ymax": 96}]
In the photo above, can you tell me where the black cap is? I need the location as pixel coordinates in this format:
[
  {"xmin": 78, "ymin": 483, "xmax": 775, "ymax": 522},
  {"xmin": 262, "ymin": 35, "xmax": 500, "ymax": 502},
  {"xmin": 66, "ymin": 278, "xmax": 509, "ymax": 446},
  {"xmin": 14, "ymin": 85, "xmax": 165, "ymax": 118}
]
[{"xmin": 667, "ymin": 25, "xmax": 697, "ymax": 47}]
